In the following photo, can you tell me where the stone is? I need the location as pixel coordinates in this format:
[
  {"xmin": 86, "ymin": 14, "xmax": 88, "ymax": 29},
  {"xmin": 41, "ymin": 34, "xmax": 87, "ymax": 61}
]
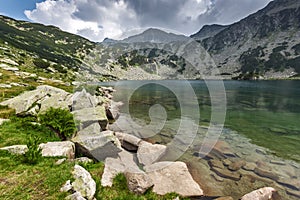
[
  {"xmin": 228, "ymin": 160, "xmax": 246, "ymax": 171},
  {"xmin": 65, "ymin": 192, "xmax": 86, "ymax": 200},
  {"xmin": 101, "ymin": 151, "xmax": 144, "ymax": 187},
  {"xmin": 144, "ymin": 161, "xmax": 203, "ymax": 197},
  {"xmin": 270, "ymin": 160, "xmax": 286, "ymax": 166},
  {"xmin": 242, "ymin": 162, "xmax": 256, "ymax": 171},
  {"xmin": 75, "ymin": 157, "xmax": 94, "ymax": 164},
  {"xmin": 55, "ymin": 158, "xmax": 67, "ymax": 165},
  {"xmin": 39, "ymin": 93, "xmax": 70, "ymax": 114},
  {"xmin": 137, "ymin": 141, "xmax": 167, "ymax": 166},
  {"xmin": 72, "ymin": 89, "xmax": 98, "ymax": 111},
  {"xmin": 60, "ymin": 180, "xmax": 72, "ymax": 192},
  {"xmin": 72, "ymin": 106, "xmax": 108, "ymax": 130},
  {"xmin": 277, "ymin": 178, "xmax": 300, "ymax": 191},
  {"xmin": 0, "ymin": 85, "xmax": 70, "ymax": 115},
  {"xmin": 215, "ymin": 197, "xmax": 234, "ymax": 200},
  {"xmin": 0, "ymin": 145, "xmax": 28, "ymax": 155},
  {"xmin": 241, "ymin": 187, "xmax": 280, "ymax": 200},
  {"xmin": 101, "ymin": 157, "xmax": 125, "ymax": 187},
  {"xmin": 222, "ymin": 159, "xmax": 232, "ymax": 166},
  {"xmin": 254, "ymin": 167, "xmax": 279, "ymax": 181},
  {"xmin": 72, "ymin": 165, "xmax": 96, "ymax": 200},
  {"xmin": 39, "ymin": 141, "xmax": 75, "ymax": 159},
  {"xmin": 72, "ymin": 126, "xmax": 121, "ymax": 161},
  {"xmin": 0, "ymin": 118, "xmax": 10, "ymax": 126},
  {"xmin": 286, "ymin": 189, "xmax": 300, "ymax": 198},
  {"xmin": 0, "ymin": 84, "xmax": 11, "ymax": 88},
  {"xmin": 115, "ymin": 132, "xmax": 142, "ymax": 152},
  {"xmin": 106, "ymin": 101, "xmax": 123, "ymax": 120},
  {"xmin": 124, "ymin": 171, "xmax": 153, "ymax": 195},
  {"xmin": 211, "ymin": 167, "xmax": 241, "ymax": 181},
  {"xmin": 209, "ymin": 159, "xmax": 224, "ymax": 169}
]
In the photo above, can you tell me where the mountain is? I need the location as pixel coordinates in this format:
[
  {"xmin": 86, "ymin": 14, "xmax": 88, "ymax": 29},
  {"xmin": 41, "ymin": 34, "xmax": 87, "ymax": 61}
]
[
  {"xmin": 122, "ymin": 28, "xmax": 188, "ymax": 43},
  {"xmin": 190, "ymin": 24, "xmax": 228, "ymax": 41},
  {"xmin": 191, "ymin": 0, "xmax": 300, "ymax": 79},
  {"xmin": 0, "ymin": 15, "xmax": 95, "ymax": 81}
]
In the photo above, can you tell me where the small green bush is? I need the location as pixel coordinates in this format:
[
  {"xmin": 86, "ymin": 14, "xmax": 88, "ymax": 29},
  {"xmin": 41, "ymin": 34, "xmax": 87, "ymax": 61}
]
[
  {"xmin": 39, "ymin": 108, "xmax": 76, "ymax": 140},
  {"xmin": 22, "ymin": 135, "xmax": 42, "ymax": 165}
]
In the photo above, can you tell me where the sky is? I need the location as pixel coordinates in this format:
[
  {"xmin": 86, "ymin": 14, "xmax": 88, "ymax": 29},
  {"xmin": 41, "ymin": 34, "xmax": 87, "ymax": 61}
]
[{"xmin": 0, "ymin": 0, "xmax": 272, "ymax": 42}]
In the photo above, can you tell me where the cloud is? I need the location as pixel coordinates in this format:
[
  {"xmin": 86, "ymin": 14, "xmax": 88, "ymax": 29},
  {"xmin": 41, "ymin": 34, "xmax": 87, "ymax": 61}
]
[{"xmin": 25, "ymin": 0, "xmax": 272, "ymax": 42}]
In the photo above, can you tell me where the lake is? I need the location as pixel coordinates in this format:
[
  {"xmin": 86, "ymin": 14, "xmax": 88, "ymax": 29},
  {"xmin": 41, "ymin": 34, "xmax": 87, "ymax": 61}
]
[{"xmin": 103, "ymin": 80, "xmax": 300, "ymax": 199}]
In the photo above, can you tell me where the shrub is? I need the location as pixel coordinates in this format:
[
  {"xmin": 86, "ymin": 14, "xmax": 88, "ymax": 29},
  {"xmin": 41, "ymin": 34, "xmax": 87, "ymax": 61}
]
[
  {"xmin": 22, "ymin": 135, "xmax": 42, "ymax": 165},
  {"xmin": 33, "ymin": 58, "xmax": 50, "ymax": 69},
  {"xmin": 39, "ymin": 108, "xmax": 76, "ymax": 140}
]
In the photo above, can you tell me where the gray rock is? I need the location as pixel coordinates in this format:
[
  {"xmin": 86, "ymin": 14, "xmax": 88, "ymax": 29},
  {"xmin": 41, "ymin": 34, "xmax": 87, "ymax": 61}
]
[
  {"xmin": 72, "ymin": 89, "xmax": 99, "ymax": 111},
  {"xmin": 39, "ymin": 93, "xmax": 70, "ymax": 114},
  {"xmin": 72, "ymin": 126, "xmax": 121, "ymax": 161},
  {"xmin": 0, "ymin": 145, "xmax": 28, "ymax": 155},
  {"xmin": 106, "ymin": 101, "xmax": 123, "ymax": 120},
  {"xmin": 115, "ymin": 132, "xmax": 142, "ymax": 152},
  {"xmin": 211, "ymin": 167, "xmax": 241, "ymax": 181},
  {"xmin": 0, "ymin": 118, "xmax": 10, "ymax": 126},
  {"xmin": 75, "ymin": 157, "xmax": 94, "ymax": 164},
  {"xmin": 60, "ymin": 180, "xmax": 72, "ymax": 192},
  {"xmin": 0, "ymin": 85, "xmax": 69, "ymax": 115},
  {"xmin": 72, "ymin": 165, "xmax": 96, "ymax": 200},
  {"xmin": 254, "ymin": 167, "xmax": 279, "ymax": 181},
  {"xmin": 39, "ymin": 141, "xmax": 75, "ymax": 159},
  {"xmin": 125, "ymin": 171, "xmax": 153, "ymax": 194},
  {"xmin": 241, "ymin": 187, "xmax": 280, "ymax": 200},
  {"xmin": 65, "ymin": 192, "xmax": 86, "ymax": 200},
  {"xmin": 137, "ymin": 141, "xmax": 167, "ymax": 166},
  {"xmin": 101, "ymin": 150, "xmax": 141, "ymax": 187},
  {"xmin": 55, "ymin": 158, "xmax": 67, "ymax": 165},
  {"xmin": 144, "ymin": 161, "xmax": 203, "ymax": 197},
  {"xmin": 72, "ymin": 106, "xmax": 108, "ymax": 130}
]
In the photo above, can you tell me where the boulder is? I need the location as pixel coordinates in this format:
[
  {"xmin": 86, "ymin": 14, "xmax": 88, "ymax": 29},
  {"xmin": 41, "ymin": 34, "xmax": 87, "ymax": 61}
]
[
  {"xmin": 0, "ymin": 145, "xmax": 28, "ymax": 155},
  {"xmin": 0, "ymin": 85, "xmax": 70, "ymax": 115},
  {"xmin": 72, "ymin": 106, "xmax": 108, "ymax": 130},
  {"xmin": 72, "ymin": 89, "xmax": 98, "ymax": 111},
  {"xmin": 71, "ymin": 165, "xmax": 96, "ymax": 200},
  {"xmin": 115, "ymin": 132, "xmax": 142, "ymax": 152},
  {"xmin": 101, "ymin": 150, "xmax": 141, "ymax": 187},
  {"xmin": 124, "ymin": 171, "xmax": 153, "ymax": 195},
  {"xmin": 137, "ymin": 141, "xmax": 167, "ymax": 166},
  {"xmin": 39, "ymin": 141, "xmax": 75, "ymax": 159},
  {"xmin": 241, "ymin": 187, "xmax": 281, "ymax": 200},
  {"xmin": 60, "ymin": 180, "xmax": 72, "ymax": 192},
  {"xmin": 65, "ymin": 192, "xmax": 86, "ymax": 200},
  {"xmin": 144, "ymin": 161, "xmax": 203, "ymax": 197},
  {"xmin": 39, "ymin": 93, "xmax": 70, "ymax": 114},
  {"xmin": 106, "ymin": 101, "xmax": 123, "ymax": 120},
  {"xmin": 72, "ymin": 126, "xmax": 121, "ymax": 161}
]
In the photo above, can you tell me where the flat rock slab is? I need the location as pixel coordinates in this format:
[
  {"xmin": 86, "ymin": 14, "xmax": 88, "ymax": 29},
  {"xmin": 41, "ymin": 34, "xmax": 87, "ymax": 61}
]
[
  {"xmin": 144, "ymin": 161, "xmax": 203, "ymax": 197},
  {"xmin": 137, "ymin": 141, "xmax": 167, "ymax": 166},
  {"xmin": 0, "ymin": 85, "xmax": 69, "ymax": 115},
  {"xmin": 39, "ymin": 141, "xmax": 75, "ymax": 159},
  {"xmin": 115, "ymin": 132, "xmax": 142, "ymax": 152},
  {"xmin": 72, "ymin": 128, "xmax": 121, "ymax": 161},
  {"xmin": 125, "ymin": 171, "xmax": 153, "ymax": 195},
  {"xmin": 254, "ymin": 167, "xmax": 279, "ymax": 181}
]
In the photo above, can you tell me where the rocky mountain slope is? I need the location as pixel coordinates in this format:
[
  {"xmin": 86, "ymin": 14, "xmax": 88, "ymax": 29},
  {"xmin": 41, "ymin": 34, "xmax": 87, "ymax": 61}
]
[
  {"xmin": 190, "ymin": 24, "xmax": 228, "ymax": 41},
  {"xmin": 0, "ymin": 15, "xmax": 95, "ymax": 82},
  {"xmin": 191, "ymin": 0, "xmax": 300, "ymax": 79}
]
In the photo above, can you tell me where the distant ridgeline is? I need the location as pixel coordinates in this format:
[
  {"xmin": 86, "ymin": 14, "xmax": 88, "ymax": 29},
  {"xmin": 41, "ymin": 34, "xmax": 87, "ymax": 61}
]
[{"xmin": 1, "ymin": 0, "xmax": 300, "ymax": 81}]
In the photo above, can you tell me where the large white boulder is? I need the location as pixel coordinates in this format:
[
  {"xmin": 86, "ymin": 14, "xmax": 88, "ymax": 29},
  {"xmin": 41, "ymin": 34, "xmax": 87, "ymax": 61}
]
[
  {"xmin": 241, "ymin": 187, "xmax": 280, "ymax": 200},
  {"xmin": 137, "ymin": 141, "xmax": 167, "ymax": 166},
  {"xmin": 0, "ymin": 145, "xmax": 28, "ymax": 155},
  {"xmin": 144, "ymin": 161, "xmax": 204, "ymax": 197}
]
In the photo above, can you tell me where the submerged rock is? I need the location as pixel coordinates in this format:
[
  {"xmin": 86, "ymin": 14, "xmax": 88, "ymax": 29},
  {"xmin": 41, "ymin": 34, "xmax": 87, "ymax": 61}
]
[{"xmin": 241, "ymin": 187, "xmax": 281, "ymax": 200}]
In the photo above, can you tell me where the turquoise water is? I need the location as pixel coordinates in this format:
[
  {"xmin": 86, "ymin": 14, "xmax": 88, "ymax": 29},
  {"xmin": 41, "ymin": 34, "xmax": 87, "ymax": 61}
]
[{"xmin": 107, "ymin": 80, "xmax": 300, "ymax": 162}]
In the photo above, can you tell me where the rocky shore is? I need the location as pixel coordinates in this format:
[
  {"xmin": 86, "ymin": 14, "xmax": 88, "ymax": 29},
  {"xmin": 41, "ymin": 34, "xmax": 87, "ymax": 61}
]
[{"xmin": 0, "ymin": 84, "xmax": 298, "ymax": 199}]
